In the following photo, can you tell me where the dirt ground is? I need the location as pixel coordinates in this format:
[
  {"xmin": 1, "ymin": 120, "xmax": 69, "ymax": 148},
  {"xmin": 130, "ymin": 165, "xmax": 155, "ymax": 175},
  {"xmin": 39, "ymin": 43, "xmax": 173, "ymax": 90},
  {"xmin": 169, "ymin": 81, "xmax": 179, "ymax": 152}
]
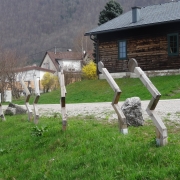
[{"xmin": 7, "ymin": 99, "xmax": 178, "ymax": 122}]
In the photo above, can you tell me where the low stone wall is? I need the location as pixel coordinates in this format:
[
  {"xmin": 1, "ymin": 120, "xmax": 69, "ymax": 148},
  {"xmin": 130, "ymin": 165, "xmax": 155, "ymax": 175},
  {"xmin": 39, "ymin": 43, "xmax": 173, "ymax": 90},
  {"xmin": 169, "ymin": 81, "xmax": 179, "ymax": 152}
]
[{"xmin": 99, "ymin": 69, "xmax": 180, "ymax": 79}]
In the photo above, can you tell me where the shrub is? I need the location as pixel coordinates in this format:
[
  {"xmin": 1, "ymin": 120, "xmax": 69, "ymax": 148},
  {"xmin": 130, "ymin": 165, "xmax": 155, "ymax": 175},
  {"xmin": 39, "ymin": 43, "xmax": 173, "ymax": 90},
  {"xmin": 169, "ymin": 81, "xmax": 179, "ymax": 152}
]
[
  {"xmin": 82, "ymin": 61, "xmax": 97, "ymax": 80},
  {"xmin": 41, "ymin": 72, "xmax": 56, "ymax": 92}
]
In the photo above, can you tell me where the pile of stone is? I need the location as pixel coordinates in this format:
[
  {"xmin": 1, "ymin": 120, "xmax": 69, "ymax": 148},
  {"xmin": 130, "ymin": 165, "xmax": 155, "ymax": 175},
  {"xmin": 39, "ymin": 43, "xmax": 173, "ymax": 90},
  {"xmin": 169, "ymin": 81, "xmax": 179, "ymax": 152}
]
[
  {"xmin": 121, "ymin": 97, "xmax": 144, "ymax": 127},
  {"xmin": 5, "ymin": 103, "xmax": 27, "ymax": 115}
]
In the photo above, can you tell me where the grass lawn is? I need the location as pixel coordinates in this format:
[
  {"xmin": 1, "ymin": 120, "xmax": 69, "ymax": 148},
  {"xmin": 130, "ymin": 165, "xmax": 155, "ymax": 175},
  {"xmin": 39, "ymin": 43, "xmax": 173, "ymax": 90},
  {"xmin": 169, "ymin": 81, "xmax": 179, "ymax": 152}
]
[
  {"xmin": 11, "ymin": 74, "xmax": 180, "ymax": 105},
  {"xmin": 1, "ymin": 75, "xmax": 180, "ymax": 179},
  {"xmin": 0, "ymin": 114, "xmax": 180, "ymax": 179}
]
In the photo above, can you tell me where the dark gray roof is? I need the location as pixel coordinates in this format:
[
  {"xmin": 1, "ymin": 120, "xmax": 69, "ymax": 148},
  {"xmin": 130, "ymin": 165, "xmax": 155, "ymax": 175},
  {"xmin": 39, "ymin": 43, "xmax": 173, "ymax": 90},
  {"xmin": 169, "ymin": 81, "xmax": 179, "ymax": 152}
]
[{"xmin": 85, "ymin": 1, "xmax": 180, "ymax": 36}]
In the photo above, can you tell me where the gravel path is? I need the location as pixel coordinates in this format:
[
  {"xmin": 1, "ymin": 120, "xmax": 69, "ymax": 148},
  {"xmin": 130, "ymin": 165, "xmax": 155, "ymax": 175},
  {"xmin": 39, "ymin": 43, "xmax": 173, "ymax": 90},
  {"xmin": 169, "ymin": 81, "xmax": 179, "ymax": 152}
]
[{"xmin": 3, "ymin": 99, "xmax": 179, "ymax": 122}]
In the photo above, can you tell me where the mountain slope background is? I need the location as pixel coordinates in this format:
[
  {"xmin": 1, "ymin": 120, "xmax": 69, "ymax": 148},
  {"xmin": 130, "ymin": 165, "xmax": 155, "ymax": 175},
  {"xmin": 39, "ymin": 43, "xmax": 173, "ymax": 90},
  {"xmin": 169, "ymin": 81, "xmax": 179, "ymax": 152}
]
[{"xmin": 0, "ymin": 0, "xmax": 169, "ymax": 64}]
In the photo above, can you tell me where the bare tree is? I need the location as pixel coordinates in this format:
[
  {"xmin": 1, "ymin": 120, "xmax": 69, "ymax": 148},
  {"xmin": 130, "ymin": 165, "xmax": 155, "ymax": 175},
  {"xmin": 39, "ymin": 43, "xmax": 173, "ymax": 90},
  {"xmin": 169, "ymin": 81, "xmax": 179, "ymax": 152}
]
[
  {"xmin": 73, "ymin": 27, "xmax": 93, "ymax": 56},
  {"xmin": 0, "ymin": 48, "xmax": 27, "ymax": 101}
]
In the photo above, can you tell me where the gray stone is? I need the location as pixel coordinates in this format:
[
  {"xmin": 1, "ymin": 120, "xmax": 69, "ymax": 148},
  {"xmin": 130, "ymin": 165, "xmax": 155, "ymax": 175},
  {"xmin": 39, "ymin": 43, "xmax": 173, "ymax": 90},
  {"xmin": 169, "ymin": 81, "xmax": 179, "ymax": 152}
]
[
  {"xmin": 5, "ymin": 107, "xmax": 16, "ymax": 115},
  {"xmin": 8, "ymin": 103, "xmax": 27, "ymax": 114},
  {"xmin": 121, "ymin": 97, "xmax": 144, "ymax": 126}
]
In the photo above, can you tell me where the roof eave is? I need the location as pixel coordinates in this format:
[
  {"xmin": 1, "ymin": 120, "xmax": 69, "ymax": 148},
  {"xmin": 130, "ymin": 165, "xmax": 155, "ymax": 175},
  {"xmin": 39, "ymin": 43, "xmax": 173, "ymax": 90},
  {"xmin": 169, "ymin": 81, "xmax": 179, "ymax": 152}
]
[{"xmin": 85, "ymin": 19, "xmax": 180, "ymax": 36}]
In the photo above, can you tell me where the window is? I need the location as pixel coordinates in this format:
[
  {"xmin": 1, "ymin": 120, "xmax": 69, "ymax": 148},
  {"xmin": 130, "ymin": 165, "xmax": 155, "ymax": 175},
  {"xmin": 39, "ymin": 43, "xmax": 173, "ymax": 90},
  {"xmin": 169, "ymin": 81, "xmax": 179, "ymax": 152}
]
[
  {"xmin": 118, "ymin": 40, "xmax": 127, "ymax": 59},
  {"xmin": 168, "ymin": 33, "xmax": 179, "ymax": 56}
]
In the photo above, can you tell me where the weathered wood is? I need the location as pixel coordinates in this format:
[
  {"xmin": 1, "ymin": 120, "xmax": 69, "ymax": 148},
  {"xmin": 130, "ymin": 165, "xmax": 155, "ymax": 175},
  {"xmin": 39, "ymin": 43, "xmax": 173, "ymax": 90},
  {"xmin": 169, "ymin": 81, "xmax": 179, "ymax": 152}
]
[
  {"xmin": 101, "ymin": 68, "xmax": 120, "ymax": 92},
  {"xmin": 33, "ymin": 74, "xmax": 40, "ymax": 124},
  {"xmin": 97, "ymin": 23, "xmax": 180, "ymax": 72},
  {"xmin": 0, "ymin": 94, "xmax": 5, "ymax": 121},
  {"xmin": 112, "ymin": 91, "xmax": 121, "ymax": 104},
  {"xmin": 98, "ymin": 61, "xmax": 127, "ymax": 134},
  {"xmin": 146, "ymin": 108, "xmax": 167, "ymax": 138},
  {"xmin": 112, "ymin": 104, "xmax": 128, "ymax": 134},
  {"xmin": 20, "ymin": 78, "xmax": 33, "ymax": 121},
  {"xmin": 128, "ymin": 59, "xmax": 167, "ymax": 146},
  {"xmin": 134, "ymin": 67, "xmax": 161, "ymax": 98},
  {"xmin": 148, "ymin": 96, "xmax": 161, "ymax": 110},
  {"xmin": 58, "ymin": 70, "xmax": 67, "ymax": 131}
]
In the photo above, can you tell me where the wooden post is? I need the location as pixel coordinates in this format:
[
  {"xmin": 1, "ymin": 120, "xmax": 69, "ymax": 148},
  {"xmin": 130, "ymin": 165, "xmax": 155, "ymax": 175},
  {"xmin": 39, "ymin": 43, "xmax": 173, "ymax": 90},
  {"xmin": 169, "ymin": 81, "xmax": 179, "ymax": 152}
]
[
  {"xmin": 33, "ymin": 73, "xmax": 40, "ymax": 124},
  {"xmin": 0, "ymin": 93, "xmax": 5, "ymax": 121},
  {"xmin": 128, "ymin": 58, "xmax": 167, "ymax": 146},
  {"xmin": 20, "ymin": 77, "xmax": 33, "ymax": 121},
  {"xmin": 58, "ymin": 68, "xmax": 67, "ymax": 131},
  {"xmin": 98, "ymin": 61, "xmax": 128, "ymax": 134}
]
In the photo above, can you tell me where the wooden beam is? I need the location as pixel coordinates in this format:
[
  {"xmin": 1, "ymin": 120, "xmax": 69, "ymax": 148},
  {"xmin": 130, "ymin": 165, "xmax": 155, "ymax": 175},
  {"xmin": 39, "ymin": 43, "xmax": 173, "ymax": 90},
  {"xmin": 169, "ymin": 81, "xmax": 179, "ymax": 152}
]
[
  {"xmin": 128, "ymin": 58, "xmax": 167, "ymax": 146},
  {"xmin": 146, "ymin": 108, "xmax": 167, "ymax": 137},
  {"xmin": 101, "ymin": 68, "xmax": 120, "ymax": 92},
  {"xmin": 20, "ymin": 78, "xmax": 33, "ymax": 121},
  {"xmin": 0, "ymin": 96, "xmax": 5, "ymax": 121},
  {"xmin": 33, "ymin": 74, "xmax": 40, "ymax": 124},
  {"xmin": 134, "ymin": 67, "xmax": 161, "ymax": 98},
  {"xmin": 98, "ymin": 61, "xmax": 127, "ymax": 134}
]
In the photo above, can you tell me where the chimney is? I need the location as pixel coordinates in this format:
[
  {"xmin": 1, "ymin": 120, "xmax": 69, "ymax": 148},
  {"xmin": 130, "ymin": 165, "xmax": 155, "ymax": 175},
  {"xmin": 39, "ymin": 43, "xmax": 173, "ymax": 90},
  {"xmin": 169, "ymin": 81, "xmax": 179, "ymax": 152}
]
[{"xmin": 132, "ymin": 7, "xmax": 141, "ymax": 23}]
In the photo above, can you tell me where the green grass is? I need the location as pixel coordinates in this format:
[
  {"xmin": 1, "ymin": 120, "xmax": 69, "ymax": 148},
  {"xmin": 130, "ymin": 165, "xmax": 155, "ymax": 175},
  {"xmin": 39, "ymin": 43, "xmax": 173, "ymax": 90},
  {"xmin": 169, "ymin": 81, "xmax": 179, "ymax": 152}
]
[
  {"xmin": 1, "ymin": 115, "xmax": 180, "ymax": 179},
  {"xmin": 11, "ymin": 74, "xmax": 180, "ymax": 104}
]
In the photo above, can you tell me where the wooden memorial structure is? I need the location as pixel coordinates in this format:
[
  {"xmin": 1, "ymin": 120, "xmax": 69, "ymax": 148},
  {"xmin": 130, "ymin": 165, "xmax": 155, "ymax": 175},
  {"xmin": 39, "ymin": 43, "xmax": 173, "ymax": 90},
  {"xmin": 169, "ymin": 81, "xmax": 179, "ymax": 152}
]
[
  {"xmin": 98, "ymin": 61, "xmax": 128, "ymax": 134},
  {"xmin": 0, "ymin": 93, "xmax": 5, "ymax": 121},
  {"xmin": 19, "ymin": 71, "xmax": 40, "ymax": 123},
  {"xmin": 57, "ymin": 64, "xmax": 67, "ymax": 131},
  {"xmin": 128, "ymin": 58, "xmax": 168, "ymax": 146}
]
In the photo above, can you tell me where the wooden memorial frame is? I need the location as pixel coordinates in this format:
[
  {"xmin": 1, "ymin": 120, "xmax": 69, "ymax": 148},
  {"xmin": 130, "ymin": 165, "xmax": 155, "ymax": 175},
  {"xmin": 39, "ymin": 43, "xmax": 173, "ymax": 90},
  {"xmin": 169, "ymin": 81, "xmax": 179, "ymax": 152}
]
[
  {"xmin": 57, "ymin": 65, "xmax": 67, "ymax": 131},
  {"xmin": 0, "ymin": 93, "xmax": 5, "ymax": 121},
  {"xmin": 98, "ymin": 61, "xmax": 128, "ymax": 134},
  {"xmin": 20, "ymin": 76, "xmax": 33, "ymax": 121},
  {"xmin": 128, "ymin": 58, "xmax": 168, "ymax": 146},
  {"xmin": 33, "ymin": 72, "xmax": 40, "ymax": 124}
]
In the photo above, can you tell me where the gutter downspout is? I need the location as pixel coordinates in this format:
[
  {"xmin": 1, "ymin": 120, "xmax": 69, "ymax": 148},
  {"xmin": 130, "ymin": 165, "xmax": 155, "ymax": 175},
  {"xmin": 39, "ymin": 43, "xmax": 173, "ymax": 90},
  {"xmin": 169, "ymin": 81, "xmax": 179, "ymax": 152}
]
[{"xmin": 90, "ymin": 34, "xmax": 100, "ymax": 79}]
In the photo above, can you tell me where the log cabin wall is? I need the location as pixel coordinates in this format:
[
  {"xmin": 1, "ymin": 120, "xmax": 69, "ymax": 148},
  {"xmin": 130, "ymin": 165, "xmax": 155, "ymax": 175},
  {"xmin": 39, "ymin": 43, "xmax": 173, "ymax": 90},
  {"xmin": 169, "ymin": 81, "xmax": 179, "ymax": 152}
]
[{"xmin": 97, "ymin": 22, "xmax": 180, "ymax": 72}]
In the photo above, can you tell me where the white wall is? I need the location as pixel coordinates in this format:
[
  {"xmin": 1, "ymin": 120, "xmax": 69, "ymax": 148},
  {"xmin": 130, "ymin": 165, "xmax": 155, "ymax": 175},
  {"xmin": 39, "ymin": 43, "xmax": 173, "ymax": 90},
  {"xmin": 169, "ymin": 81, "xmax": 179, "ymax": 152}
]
[
  {"xmin": 41, "ymin": 54, "xmax": 57, "ymax": 72},
  {"xmin": 58, "ymin": 60, "xmax": 81, "ymax": 72}
]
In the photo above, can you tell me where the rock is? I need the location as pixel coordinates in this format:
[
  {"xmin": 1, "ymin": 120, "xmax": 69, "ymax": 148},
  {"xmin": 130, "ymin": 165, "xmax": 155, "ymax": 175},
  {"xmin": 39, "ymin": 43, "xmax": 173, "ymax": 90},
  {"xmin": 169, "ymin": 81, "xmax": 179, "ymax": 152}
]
[
  {"xmin": 121, "ymin": 97, "xmax": 144, "ymax": 126},
  {"xmin": 5, "ymin": 107, "xmax": 16, "ymax": 115},
  {"xmin": 8, "ymin": 103, "xmax": 27, "ymax": 115}
]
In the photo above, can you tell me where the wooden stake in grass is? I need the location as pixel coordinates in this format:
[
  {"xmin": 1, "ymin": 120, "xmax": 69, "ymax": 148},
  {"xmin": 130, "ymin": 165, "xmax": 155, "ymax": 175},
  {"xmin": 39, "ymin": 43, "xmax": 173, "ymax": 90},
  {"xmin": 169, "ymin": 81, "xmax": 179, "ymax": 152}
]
[
  {"xmin": 57, "ymin": 66, "xmax": 67, "ymax": 131},
  {"xmin": 33, "ymin": 72, "xmax": 40, "ymax": 124},
  {"xmin": 0, "ymin": 93, "xmax": 5, "ymax": 121},
  {"xmin": 20, "ymin": 76, "xmax": 33, "ymax": 121},
  {"xmin": 128, "ymin": 58, "xmax": 168, "ymax": 146},
  {"xmin": 98, "ymin": 61, "xmax": 128, "ymax": 134}
]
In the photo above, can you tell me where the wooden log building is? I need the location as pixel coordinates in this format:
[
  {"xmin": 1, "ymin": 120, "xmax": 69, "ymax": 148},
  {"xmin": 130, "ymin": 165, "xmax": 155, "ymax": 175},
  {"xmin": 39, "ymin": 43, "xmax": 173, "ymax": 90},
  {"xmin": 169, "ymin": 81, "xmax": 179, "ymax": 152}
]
[{"xmin": 85, "ymin": 1, "xmax": 180, "ymax": 74}]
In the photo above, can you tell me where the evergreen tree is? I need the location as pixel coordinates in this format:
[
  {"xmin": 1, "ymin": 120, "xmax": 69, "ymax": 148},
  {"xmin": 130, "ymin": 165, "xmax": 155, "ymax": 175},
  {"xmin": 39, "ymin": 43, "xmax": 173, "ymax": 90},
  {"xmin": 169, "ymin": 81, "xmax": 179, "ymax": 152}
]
[
  {"xmin": 98, "ymin": 0, "xmax": 123, "ymax": 25},
  {"xmin": 93, "ymin": 0, "xmax": 123, "ymax": 62}
]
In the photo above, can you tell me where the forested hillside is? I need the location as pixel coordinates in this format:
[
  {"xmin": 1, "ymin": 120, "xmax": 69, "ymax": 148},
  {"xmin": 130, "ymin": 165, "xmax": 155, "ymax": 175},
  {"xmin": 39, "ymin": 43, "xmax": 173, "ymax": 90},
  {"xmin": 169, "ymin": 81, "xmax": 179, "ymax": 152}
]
[{"xmin": 0, "ymin": 0, "xmax": 169, "ymax": 64}]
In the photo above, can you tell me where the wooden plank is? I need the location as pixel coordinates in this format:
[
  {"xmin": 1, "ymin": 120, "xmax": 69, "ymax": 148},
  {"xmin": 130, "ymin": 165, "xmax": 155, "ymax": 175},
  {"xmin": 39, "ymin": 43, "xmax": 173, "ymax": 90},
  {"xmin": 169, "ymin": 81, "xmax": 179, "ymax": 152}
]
[
  {"xmin": 146, "ymin": 108, "xmax": 167, "ymax": 137},
  {"xmin": 102, "ymin": 68, "xmax": 120, "ymax": 92},
  {"xmin": 148, "ymin": 96, "xmax": 161, "ymax": 110},
  {"xmin": 112, "ymin": 91, "xmax": 121, "ymax": 104},
  {"xmin": 25, "ymin": 102, "xmax": 33, "ymax": 121},
  {"xmin": 20, "ymin": 79, "xmax": 30, "ymax": 96},
  {"xmin": 34, "ymin": 76, "xmax": 40, "ymax": 96},
  {"xmin": 0, "ymin": 104, "xmax": 5, "ymax": 121},
  {"xmin": 112, "ymin": 104, "xmax": 128, "ymax": 134},
  {"xmin": 134, "ymin": 67, "xmax": 161, "ymax": 98},
  {"xmin": 112, "ymin": 104, "xmax": 126, "ymax": 124}
]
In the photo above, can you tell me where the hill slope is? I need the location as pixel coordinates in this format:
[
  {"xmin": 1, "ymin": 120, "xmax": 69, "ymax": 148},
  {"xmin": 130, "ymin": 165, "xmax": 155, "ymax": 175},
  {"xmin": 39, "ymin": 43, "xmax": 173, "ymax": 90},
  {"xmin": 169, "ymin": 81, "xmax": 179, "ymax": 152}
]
[{"xmin": 0, "ymin": 0, "xmax": 168, "ymax": 64}]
